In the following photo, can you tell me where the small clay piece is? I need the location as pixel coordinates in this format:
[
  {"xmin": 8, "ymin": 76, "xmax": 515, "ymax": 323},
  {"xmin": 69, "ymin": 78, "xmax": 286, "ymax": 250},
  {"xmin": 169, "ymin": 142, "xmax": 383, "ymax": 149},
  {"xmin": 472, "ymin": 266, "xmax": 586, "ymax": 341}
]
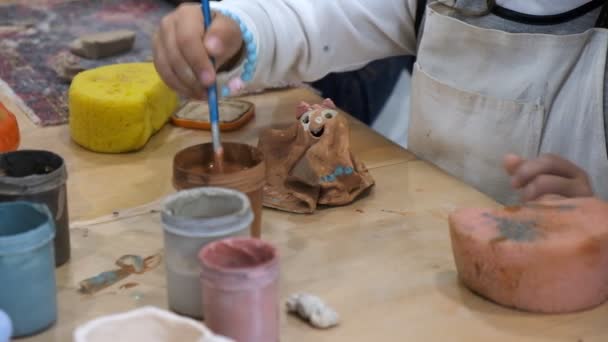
[
  {"xmin": 171, "ymin": 99, "xmax": 255, "ymax": 131},
  {"xmin": 70, "ymin": 30, "xmax": 136, "ymax": 59},
  {"xmin": 449, "ymin": 197, "xmax": 608, "ymax": 313},
  {"xmin": 50, "ymin": 51, "xmax": 85, "ymax": 82},
  {"xmin": 286, "ymin": 293, "xmax": 339, "ymax": 329},
  {"xmin": 257, "ymin": 98, "xmax": 374, "ymax": 214}
]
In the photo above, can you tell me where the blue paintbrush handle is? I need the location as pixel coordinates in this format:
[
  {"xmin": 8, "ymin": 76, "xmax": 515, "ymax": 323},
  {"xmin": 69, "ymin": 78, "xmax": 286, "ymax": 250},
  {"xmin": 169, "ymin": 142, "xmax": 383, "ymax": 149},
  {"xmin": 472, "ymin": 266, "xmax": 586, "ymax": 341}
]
[{"xmin": 201, "ymin": 0, "xmax": 221, "ymax": 152}]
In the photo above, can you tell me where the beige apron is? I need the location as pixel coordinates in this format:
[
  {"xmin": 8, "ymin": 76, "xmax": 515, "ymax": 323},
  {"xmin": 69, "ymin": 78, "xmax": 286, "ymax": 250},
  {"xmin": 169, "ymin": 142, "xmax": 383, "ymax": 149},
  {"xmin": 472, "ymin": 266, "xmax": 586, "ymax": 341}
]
[{"xmin": 409, "ymin": 1, "xmax": 608, "ymax": 204}]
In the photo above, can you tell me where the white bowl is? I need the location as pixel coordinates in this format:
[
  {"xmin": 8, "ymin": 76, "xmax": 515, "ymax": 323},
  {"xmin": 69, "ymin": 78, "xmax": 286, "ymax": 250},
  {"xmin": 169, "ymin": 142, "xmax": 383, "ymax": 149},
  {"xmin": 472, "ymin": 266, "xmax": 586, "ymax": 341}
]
[{"xmin": 73, "ymin": 306, "xmax": 233, "ymax": 342}]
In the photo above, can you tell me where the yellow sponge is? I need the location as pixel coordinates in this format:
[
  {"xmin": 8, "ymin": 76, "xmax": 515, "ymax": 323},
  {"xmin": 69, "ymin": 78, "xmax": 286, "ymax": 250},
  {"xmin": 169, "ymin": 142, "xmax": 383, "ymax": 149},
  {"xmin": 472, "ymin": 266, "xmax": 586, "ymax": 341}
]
[{"xmin": 69, "ymin": 63, "xmax": 178, "ymax": 153}]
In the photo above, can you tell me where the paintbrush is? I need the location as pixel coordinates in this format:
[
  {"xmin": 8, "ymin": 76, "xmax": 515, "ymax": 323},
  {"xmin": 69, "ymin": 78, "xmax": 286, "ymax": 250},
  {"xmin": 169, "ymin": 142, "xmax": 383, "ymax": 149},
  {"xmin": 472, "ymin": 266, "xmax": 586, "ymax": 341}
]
[{"xmin": 201, "ymin": 0, "xmax": 224, "ymax": 169}]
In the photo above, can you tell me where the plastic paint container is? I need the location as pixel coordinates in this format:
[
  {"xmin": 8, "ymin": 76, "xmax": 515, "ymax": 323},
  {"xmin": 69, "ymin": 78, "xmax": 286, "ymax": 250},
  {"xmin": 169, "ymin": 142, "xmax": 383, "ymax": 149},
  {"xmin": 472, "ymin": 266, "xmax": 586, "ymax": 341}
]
[
  {"xmin": 199, "ymin": 237, "xmax": 279, "ymax": 342},
  {"xmin": 161, "ymin": 187, "xmax": 253, "ymax": 318},
  {"xmin": 173, "ymin": 142, "xmax": 265, "ymax": 238},
  {"xmin": 0, "ymin": 201, "xmax": 57, "ymax": 338},
  {"xmin": 0, "ymin": 150, "xmax": 71, "ymax": 267}
]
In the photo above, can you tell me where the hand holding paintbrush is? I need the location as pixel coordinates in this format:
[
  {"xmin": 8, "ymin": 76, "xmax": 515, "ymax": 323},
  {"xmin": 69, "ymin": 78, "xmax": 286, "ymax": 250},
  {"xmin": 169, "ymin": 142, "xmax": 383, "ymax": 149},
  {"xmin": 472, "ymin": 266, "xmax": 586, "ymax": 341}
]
[
  {"xmin": 152, "ymin": 3, "xmax": 244, "ymax": 100},
  {"xmin": 154, "ymin": 2, "xmax": 250, "ymax": 169}
]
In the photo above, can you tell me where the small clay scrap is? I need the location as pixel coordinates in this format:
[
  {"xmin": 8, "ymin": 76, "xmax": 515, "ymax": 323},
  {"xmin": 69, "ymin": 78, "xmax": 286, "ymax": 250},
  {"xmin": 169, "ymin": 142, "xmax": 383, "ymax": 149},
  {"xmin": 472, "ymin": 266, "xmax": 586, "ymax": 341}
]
[
  {"xmin": 257, "ymin": 98, "xmax": 374, "ymax": 214},
  {"xmin": 287, "ymin": 293, "xmax": 339, "ymax": 329},
  {"xmin": 50, "ymin": 51, "xmax": 85, "ymax": 82},
  {"xmin": 70, "ymin": 30, "xmax": 136, "ymax": 59}
]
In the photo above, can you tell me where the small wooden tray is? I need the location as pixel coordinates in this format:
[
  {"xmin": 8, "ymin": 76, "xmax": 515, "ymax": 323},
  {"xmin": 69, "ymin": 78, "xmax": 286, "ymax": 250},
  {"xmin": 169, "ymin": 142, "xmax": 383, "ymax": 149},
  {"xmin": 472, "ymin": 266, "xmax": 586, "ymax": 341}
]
[{"xmin": 171, "ymin": 99, "xmax": 255, "ymax": 131}]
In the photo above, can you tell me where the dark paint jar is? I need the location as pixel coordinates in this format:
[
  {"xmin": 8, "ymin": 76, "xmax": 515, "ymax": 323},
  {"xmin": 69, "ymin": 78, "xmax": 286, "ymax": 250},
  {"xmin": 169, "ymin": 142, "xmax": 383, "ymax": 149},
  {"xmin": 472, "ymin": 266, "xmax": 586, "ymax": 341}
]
[{"xmin": 0, "ymin": 150, "xmax": 70, "ymax": 267}]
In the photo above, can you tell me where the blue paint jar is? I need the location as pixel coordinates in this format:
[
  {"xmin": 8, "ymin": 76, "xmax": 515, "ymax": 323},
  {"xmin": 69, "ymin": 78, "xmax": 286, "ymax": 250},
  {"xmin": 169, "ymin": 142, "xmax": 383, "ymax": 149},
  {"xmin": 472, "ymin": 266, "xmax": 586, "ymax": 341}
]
[{"xmin": 0, "ymin": 201, "xmax": 57, "ymax": 338}]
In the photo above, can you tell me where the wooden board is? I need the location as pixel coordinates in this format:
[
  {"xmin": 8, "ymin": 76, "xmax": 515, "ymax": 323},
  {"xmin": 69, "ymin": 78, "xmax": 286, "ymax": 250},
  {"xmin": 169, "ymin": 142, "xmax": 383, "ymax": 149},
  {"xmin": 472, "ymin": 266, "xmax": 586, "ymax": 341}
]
[
  {"xmin": 10, "ymin": 86, "xmax": 608, "ymax": 341},
  {"xmin": 20, "ymin": 160, "xmax": 608, "ymax": 342}
]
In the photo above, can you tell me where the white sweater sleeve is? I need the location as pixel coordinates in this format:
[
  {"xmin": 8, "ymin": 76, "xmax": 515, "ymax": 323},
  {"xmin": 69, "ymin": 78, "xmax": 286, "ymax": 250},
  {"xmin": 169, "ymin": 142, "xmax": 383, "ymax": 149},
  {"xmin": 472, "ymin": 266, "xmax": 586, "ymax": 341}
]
[{"xmin": 211, "ymin": 0, "xmax": 419, "ymax": 89}]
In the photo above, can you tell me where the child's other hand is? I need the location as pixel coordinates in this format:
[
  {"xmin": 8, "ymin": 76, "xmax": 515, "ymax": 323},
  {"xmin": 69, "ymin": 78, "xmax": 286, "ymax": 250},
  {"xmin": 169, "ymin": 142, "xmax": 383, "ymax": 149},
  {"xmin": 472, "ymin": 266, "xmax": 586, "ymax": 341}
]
[
  {"xmin": 153, "ymin": 3, "xmax": 243, "ymax": 99},
  {"xmin": 503, "ymin": 153, "xmax": 593, "ymax": 202}
]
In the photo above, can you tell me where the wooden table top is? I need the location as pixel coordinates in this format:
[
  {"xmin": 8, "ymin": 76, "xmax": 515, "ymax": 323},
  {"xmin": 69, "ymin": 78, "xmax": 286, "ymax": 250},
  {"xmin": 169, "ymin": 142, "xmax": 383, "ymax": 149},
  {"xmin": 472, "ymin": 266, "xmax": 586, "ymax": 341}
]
[{"xmin": 4, "ymin": 87, "xmax": 608, "ymax": 342}]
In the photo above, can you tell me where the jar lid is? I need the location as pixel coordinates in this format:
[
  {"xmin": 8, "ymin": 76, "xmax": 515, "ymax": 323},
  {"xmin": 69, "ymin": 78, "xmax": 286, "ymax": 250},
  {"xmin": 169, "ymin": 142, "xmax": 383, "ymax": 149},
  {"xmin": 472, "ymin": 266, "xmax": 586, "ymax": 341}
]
[
  {"xmin": 199, "ymin": 237, "xmax": 279, "ymax": 290},
  {"xmin": 162, "ymin": 187, "xmax": 254, "ymax": 238},
  {"xmin": 0, "ymin": 201, "xmax": 55, "ymax": 256},
  {"xmin": 0, "ymin": 150, "xmax": 67, "ymax": 195}
]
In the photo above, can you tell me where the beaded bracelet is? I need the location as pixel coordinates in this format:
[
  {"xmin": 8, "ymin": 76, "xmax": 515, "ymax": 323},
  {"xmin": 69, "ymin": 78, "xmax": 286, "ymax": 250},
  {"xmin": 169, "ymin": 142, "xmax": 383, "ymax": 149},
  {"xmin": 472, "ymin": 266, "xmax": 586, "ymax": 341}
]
[{"xmin": 214, "ymin": 8, "xmax": 257, "ymax": 97}]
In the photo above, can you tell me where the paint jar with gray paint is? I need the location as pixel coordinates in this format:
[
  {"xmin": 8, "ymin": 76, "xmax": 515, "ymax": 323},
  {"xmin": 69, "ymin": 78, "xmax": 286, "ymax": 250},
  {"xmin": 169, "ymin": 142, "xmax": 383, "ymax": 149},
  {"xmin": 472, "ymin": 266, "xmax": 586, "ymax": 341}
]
[
  {"xmin": 0, "ymin": 150, "xmax": 70, "ymax": 267},
  {"xmin": 161, "ymin": 187, "xmax": 253, "ymax": 318}
]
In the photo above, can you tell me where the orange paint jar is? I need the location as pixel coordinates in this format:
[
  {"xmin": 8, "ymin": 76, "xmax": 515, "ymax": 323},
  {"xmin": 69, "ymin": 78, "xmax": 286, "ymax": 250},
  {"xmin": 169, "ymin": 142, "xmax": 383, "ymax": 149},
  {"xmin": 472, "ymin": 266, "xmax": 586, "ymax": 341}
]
[{"xmin": 0, "ymin": 103, "xmax": 20, "ymax": 153}]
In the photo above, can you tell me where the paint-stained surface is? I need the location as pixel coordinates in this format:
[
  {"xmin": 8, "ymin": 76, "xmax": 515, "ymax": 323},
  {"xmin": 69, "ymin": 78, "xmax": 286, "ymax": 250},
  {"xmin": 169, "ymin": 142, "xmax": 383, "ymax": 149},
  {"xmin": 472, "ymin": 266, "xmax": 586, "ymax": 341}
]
[
  {"xmin": 482, "ymin": 213, "xmax": 539, "ymax": 242},
  {"xmin": 119, "ymin": 282, "xmax": 139, "ymax": 290},
  {"xmin": 78, "ymin": 254, "xmax": 161, "ymax": 295}
]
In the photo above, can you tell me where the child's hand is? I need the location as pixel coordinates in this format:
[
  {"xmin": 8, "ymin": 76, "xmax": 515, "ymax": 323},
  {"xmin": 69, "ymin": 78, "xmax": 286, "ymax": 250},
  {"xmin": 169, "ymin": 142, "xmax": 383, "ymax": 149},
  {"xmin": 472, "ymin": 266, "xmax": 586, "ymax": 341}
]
[
  {"xmin": 153, "ymin": 3, "xmax": 244, "ymax": 99},
  {"xmin": 503, "ymin": 153, "xmax": 593, "ymax": 202}
]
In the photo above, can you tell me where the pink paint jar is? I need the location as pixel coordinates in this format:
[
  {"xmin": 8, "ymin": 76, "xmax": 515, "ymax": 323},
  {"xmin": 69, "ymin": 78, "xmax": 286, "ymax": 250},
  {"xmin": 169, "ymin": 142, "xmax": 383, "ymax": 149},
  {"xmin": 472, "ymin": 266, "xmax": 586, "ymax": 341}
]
[{"xmin": 198, "ymin": 237, "xmax": 279, "ymax": 342}]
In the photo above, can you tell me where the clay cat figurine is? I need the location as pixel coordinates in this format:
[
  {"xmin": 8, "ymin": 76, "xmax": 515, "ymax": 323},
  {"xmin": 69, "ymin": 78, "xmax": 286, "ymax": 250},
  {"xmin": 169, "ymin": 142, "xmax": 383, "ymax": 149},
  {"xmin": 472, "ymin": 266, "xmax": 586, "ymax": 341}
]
[{"xmin": 257, "ymin": 98, "xmax": 375, "ymax": 214}]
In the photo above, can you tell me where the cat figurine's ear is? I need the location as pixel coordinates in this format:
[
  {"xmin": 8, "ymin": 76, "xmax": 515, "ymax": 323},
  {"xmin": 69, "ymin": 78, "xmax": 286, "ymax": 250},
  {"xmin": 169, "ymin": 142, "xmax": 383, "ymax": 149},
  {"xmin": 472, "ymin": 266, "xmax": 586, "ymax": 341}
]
[
  {"xmin": 296, "ymin": 102, "xmax": 312, "ymax": 119},
  {"xmin": 321, "ymin": 98, "xmax": 337, "ymax": 109}
]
